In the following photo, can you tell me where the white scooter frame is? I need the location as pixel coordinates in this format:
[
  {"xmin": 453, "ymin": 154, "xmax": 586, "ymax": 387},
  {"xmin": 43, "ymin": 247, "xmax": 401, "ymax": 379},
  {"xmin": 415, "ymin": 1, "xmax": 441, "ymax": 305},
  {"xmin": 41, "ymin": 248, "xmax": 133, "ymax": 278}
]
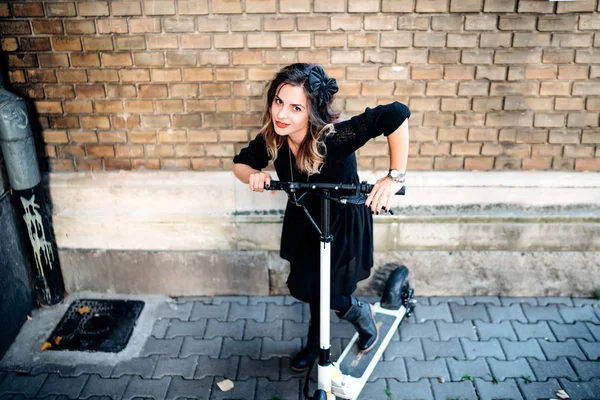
[{"xmin": 266, "ymin": 181, "xmax": 415, "ymax": 400}]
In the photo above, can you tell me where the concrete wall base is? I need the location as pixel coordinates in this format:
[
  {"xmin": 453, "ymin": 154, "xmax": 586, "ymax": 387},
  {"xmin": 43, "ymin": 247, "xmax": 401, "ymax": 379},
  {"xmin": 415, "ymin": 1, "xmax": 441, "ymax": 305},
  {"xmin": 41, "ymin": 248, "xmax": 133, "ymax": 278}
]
[{"xmin": 59, "ymin": 249, "xmax": 600, "ymax": 298}]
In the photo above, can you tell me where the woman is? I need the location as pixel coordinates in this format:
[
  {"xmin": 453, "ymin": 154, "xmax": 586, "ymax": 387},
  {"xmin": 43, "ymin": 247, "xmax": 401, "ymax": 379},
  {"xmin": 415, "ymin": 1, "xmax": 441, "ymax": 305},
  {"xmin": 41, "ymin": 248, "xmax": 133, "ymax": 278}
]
[{"xmin": 232, "ymin": 63, "xmax": 410, "ymax": 371}]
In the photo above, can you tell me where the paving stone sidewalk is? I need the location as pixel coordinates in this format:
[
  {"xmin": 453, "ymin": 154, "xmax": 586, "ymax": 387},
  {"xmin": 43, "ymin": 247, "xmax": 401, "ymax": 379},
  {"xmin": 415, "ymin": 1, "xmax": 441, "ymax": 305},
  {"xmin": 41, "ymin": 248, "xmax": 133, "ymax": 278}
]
[{"xmin": 1, "ymin": 296, "xmax": 599, "ymax": 400}]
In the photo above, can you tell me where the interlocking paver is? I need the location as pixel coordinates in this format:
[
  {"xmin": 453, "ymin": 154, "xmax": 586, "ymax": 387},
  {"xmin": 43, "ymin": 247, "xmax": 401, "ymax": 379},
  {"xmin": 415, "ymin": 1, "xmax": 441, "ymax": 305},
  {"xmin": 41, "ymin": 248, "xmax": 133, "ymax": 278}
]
[
  {"xmin": 122, "ymin": 376, "xmax": 171, "ymax": 400},
  {"xmin": 383, "ymin": 338, "xmax": 425, "ymax": 360},
  {"xmin": 179, "ymin": 337, "xmax": 222, "ymax": 358},
  {"xmin": 331, "ymin": 321, "xmax": 356, "ymax": 339},
  {"xmin": 450, "ymin": 303, "xmax": 490, "ymax": 322},
  {"xmin": 414, "ymin": 303, "xmax": 452, "ymax": 322},
  {"xmin": 399, "ymin": 320, "xmax": 439, "ymax": 340},
  {"xmin": 151, "ymin": 318, "xmax": 170, "ymax": 338},
  {"xmin": 430, "ymin": 379, "xmax": 477, "ymax": 400},
  {"xmin": 577, "ymin": 338, "xmax": 600, "ymax": 360},
  {"xmin": 522, "ymin": 304, "xmax": 564, "ymax": 323},
  {"xmin": 405, "ymin": 358, "xmax": 449, "ymax": 382},
  {"xmin": 465, "ymin": 296, "xmax": 501, "ymax": 306},
  {"xmin": 538, "ymin": 338, "xmax": 586, "ymax": 360},
  {"xmin": 569, "ymin": 357, "xmax": 600, "ymax": 381},
  {"xmin": 249, "ymin": 296, "xmax": 284, "ymax": 305},
  {"xmin": 204, "ymin": 320, "xmax": 245, "ymax": 340},
  {"xmin": 194, "ymin": 356, "xmax": 239, "ymax": 380},
  {"xmin": 165, "ymin": 376, "xmax": 213, "ymax": 400},
  {"xmin": 512, "ymin": 321, "xmax": 556, "ymax": 341},
  {"xmin": 500, "ymin": 338, "xmax": 545, "ymax": 360},
  {"xmin": 156, "ymin": 301, "xmax": 194, "ymax": 320},
  {"xmin": 140, "ymin": 337, "xmax": 184, "ymax": 357},
  {"xmin": 421, "ymin": 338, "xmax": 465, "ymax": 360},
  {"xmin": 282, "ymin": 320, "xmax": 308, "ymax": 341},
  {"xmin": 165, "ymin": 319, "xmax": 207, "ymax": 338},
  {"xmin": 487, "ymin": 358, "xmax": 534, "ymax": 381},
  {"xmin": 585, "ymin": 321, "xmax": 600, "ymax": 341},
  {"xmin": 111, "ymin": 356, "xmax": 159, "ymax": 378},
  {"xmin": 153, "ymin": 356, "xmax": 198, "ymax": 379},
  {"xmin": 549, "ymin": 321, "xmax": 595, "ymax": 341},
  {"xmin": 227, "ymin": 303, "xmax": 267, "ymax": 322},
  {"xmin": 28, "ymin": 363, "xmax": 73, "ymax": 377},
  {"xmin": 189, "ymin": 303, "xmax": 229, "ymax": 322},
  {"xmin": 212, "ymin": 296, "xmax": 248, "ymax": 305},
  {"xmin": 357, "ymin": 378, "xmax": 387, "ymax": 400},
  {"xmin": 261, "ymin": 338, "xmax": 301, "ymax": 360},
  {"xmin": 461, "ymin": 338, "xmax": 505, "ymax": 360},
  {"xmin": 0, "ymin": 373, "xmax": 47, "ymax": 397},
  {"xmin": 369, "ymin": 358, "xmax": 407, "ymax": 381},
  {"xmin": 266, "ymin": 303, "xmax": 303, "ymax": 322},
  {"xmin": 571, "ymin": 298, "xmax": 600, "ymax": 307},
  {"xmin": 35, "ymin": 374, "xmax": 88, "ymax": 398},
  {"xmin": 474, "ymin": 378, "xmax": 524, "ymax": 400},
  {"xmin": 559, "ymin": 378, "xmax": 600, "ymax": 400},
  {"xmin": 475, "ymin": 320, "xmax": 517, "ymax": 340},
  {"xmin": 246, "ymin": 320, "xmax": 283, "ymax": 340},
  {"xmin": 280, "ymin": 358, "xmax": 312, "ymax": 381},
  {"xmin": 256, "ymin": 377, "xmax": 300, "ymax": 400},
  {"xmin": 486, "ymin": 304, "xmax": 527, "ymax": 323},
  {"xmin": 430, "ymin": 296, "xmax": 465, "ymax": 305},
  {"xmin": 284, "ymin": 295, "xmax": 301, "ymax": 305},
  {"xmin": 209, "ymin": 377, "xmax": 256, "ymax": 400},
  {"xmin": 559, "ymin": 305, "xmax": 600, "ymax": 323},
  {"xmin": 237, "ymin": 357, "xmax": 279, "ymax": 380},
  {"xmin": 176, "ymin": 296, "xmax": 212, "ymax": 304},
  {"xmin": 220, "ymin": 338, "xmax": 261, "ymax": 359},
  {"xmin": 447, "ymin": 358, "xmax": 491, "ymax": 381},
  {"xmin": 517, "ymin": 378, "xmax": 562, "ymax": 400},
  {"xmin": 528, "ymin": 357, "xmax": 578, "ymax": 381},
  {"xmin": 537, "ymin": 297, "xmax": 574, "ymax": 306},
  {"xmin": 414, "ymin": 296, "xmax": 431, "ymax": 305},
  {"xmin": 436, "ymin": 321, "xmax": 478, "ymax": 340},
  {"xmin": 387, "ymin": 379, "xmax": 434, "ymax": 400},
  {"xmin": 500, "ymin": 297, "xmax": 538, "ymax": 306},
  {"xmin": 79, "ymin": 375, "xmax": 130, "ymax": 399},
  {"xmin": 71, "ymin": 364, "xmax": 114, "ymax": 378}
]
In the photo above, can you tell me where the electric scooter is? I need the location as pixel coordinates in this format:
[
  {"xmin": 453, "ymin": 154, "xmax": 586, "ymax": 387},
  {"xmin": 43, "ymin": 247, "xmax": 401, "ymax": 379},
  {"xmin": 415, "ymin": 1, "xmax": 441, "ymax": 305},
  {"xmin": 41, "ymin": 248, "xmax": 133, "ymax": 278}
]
[{"xmin": 266, "ymin": 180, "xmax": 416, "ymax": 400}]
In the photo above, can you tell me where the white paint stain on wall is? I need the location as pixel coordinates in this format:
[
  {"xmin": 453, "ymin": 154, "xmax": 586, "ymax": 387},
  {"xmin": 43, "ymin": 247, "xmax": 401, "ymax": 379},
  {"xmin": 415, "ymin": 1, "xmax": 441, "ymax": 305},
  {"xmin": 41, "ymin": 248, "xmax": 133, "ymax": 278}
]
[{"xmin": 20, "ymin": 195, "xmax": 54, "ymax": 286}]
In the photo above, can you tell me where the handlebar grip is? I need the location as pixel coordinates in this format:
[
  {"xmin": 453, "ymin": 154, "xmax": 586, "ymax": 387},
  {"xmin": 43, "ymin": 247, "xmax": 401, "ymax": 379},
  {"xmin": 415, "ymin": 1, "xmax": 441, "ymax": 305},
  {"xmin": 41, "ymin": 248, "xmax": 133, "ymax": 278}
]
[
  {"xmin": 361, "ymin": 183, "xmax": 406, "ymax": 195},
  {"xmin": 265, "ymin": 181, "xmax": 282, "ymax": 190}
]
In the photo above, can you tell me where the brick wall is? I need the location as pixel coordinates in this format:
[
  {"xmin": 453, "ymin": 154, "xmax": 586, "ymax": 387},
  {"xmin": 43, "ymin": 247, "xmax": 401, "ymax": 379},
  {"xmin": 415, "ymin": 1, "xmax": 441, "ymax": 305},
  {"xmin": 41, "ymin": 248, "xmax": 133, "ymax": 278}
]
[{"xmin": 0, "ymin": 0, "xmax": 599, "ymax": 172}]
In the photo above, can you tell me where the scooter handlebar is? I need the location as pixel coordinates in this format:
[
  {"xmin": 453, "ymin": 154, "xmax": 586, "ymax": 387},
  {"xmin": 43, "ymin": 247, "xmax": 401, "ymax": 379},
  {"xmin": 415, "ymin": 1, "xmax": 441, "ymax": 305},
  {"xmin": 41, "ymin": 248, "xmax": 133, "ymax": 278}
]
[{"xmin": 265, "ymin": 181, "xmax": 405, "ymax": 196}]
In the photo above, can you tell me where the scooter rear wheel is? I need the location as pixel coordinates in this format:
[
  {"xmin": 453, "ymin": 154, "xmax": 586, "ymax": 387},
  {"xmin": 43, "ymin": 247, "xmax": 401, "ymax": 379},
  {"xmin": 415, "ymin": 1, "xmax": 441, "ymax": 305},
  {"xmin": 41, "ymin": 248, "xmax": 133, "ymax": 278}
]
[{"xmin": 380, "ymin": 265, "xmax": 410, "ymax": 310}]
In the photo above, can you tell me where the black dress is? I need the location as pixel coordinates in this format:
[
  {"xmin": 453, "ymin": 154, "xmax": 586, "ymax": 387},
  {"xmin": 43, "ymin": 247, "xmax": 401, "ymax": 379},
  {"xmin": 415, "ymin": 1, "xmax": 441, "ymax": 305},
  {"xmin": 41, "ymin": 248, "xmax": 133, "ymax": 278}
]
[{"xmin": 233, "ymin": 102, "xmax": 411, "ymax": 303}]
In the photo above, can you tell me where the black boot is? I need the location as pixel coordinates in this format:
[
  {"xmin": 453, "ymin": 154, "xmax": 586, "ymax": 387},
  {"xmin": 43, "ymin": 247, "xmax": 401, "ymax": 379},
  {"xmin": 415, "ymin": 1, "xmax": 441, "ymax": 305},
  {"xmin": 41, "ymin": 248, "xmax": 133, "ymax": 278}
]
[
  {"xmin": 338, "ymin": 297, "xmax": 378, "ymax": 352},
  {"xmin": 291, "ymin": 320, "xmax": 319, "ymax": 372}
]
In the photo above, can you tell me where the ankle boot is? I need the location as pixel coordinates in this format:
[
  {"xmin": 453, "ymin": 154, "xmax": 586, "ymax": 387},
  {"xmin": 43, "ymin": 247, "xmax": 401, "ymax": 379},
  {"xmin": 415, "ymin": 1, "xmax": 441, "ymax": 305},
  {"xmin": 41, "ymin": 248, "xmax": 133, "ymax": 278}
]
[
  {"xmin": 338, "ymin": 297, "xmax": 378, "ymax": 352},
  {"xmin": 291, "ymin": 320, "xmax": 320, "ymax": 372}
]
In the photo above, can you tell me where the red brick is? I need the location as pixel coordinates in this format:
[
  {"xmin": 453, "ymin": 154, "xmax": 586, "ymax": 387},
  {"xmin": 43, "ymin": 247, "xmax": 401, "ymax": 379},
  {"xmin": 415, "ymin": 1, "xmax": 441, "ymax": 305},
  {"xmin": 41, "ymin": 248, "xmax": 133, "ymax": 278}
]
[
  {"xmin": 21, "ymin": 37, "xmax": 51, "ymax": 51},
  {"xmin": 111, "ymin": 1, "xmax": 142, "ymax": 16},
  {"xmin": 79, "ymin": 1, "xmax": 109, "ymax": 16},
  {"xmin": 179, "ymin": 0, "xmax": 209, "ymax": 14},
  {"xmin": 144, "ymin": 0, "xmax": 175, "ymax": 15},
  {"xmin": 13, "ymin": 3, "xmax": 45, "ymax": 17},
  {"xmin": 0, "ymin": 21, "xmax": 31, "ymax": 35},
  {"xmin": 27, "ymin": 69, "xmax": 57, "ymax": 83},
  {"xmin": 32, "ymin": 19, "xmax": 62, "ymax": 34},
  {"xmin": 64, "ymin": 20, "xmax": 96, "ymax": 34}
]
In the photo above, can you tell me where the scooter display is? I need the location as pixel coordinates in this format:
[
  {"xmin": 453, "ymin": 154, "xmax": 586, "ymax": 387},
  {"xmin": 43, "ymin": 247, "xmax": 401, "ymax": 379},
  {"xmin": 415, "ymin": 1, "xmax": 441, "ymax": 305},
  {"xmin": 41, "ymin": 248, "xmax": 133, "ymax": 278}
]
[{"xmin": 265, "ymin": 180, "xmax": 415, "ymax": 400}]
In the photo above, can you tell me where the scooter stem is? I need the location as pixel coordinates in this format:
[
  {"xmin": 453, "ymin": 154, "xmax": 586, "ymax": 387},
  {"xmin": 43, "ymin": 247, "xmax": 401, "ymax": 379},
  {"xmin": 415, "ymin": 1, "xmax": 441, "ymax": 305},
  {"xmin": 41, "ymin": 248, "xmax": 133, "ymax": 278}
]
[{"xmin": 317, "ymin": 191, "xmax": 333, "ymax": 395}]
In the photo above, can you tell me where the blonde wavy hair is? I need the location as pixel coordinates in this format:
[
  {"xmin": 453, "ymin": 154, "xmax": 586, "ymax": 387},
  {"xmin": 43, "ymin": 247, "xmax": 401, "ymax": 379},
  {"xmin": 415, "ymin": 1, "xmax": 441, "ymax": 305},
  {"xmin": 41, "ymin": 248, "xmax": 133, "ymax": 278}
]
[{"xmin": 260, "ymin": 64, "xmax": 340, "ymax": 175}]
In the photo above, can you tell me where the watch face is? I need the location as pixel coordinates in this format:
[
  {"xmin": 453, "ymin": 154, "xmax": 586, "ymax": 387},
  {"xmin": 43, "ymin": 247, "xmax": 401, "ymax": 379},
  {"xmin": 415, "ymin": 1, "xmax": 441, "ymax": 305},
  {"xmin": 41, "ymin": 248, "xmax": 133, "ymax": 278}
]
[{"xmin": 390, "ymin": 170, "xmax": 399, "ymax": 178}]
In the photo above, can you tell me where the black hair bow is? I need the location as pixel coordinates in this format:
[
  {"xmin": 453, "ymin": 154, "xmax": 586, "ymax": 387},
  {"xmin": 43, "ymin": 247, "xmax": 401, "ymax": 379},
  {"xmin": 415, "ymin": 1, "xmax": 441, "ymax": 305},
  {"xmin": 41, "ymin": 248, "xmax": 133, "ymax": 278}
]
[{"xmin": 307, "ymin": 66, "xmax": 339, "ymax": 108}]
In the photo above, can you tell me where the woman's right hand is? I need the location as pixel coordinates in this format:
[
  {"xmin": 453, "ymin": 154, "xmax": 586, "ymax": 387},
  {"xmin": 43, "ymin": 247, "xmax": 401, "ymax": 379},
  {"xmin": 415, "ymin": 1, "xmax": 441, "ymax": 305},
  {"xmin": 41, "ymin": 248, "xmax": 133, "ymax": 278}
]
[{"xmin": 248, "ymin": 171, "xmax": 272, "ymax": 192}]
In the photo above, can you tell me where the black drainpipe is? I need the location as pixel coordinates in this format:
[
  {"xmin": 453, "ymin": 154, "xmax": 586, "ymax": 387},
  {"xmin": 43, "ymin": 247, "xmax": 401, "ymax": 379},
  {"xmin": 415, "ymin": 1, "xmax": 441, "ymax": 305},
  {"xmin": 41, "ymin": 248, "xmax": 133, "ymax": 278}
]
[{"xmin": 0, "ymin": 75, "xmax": 65, "ymax": 306}]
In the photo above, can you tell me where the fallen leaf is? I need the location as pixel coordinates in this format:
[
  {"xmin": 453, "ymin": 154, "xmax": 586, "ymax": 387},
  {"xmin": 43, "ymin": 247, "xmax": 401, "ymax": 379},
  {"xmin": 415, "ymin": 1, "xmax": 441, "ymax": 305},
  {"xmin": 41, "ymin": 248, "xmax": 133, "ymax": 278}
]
[
  {"xmin": 216, "ymin": 379, "xmax": 234, "ymax": 392},
  {"xmin": 556, "ymin": 390, "xmax": 569, "ymax": 399},
  {"xmin": 26, "ymin": 316, "xmax": 32, "ymax": 321},
  {"xmin": 78, "ymin": 306, "xmax": 90, "ymax": 315},
  {"xmin": 41, "ymin": 342, "xmax": 52, "ymax": 351},
  {"xmin": 437, "ymin": 377, "xmax": 445, "ymax": 383},
  {"xmin": 54, "ymin": 336, "xmax": 62, "ymax": 345}
]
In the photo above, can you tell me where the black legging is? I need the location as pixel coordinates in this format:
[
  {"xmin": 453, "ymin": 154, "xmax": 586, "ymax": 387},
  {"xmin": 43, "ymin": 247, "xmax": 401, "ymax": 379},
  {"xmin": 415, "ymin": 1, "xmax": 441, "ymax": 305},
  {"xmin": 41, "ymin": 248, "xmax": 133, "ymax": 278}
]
[{"xmin": 309, "ymin": 295, "xmax": 351, "ymax": 327}]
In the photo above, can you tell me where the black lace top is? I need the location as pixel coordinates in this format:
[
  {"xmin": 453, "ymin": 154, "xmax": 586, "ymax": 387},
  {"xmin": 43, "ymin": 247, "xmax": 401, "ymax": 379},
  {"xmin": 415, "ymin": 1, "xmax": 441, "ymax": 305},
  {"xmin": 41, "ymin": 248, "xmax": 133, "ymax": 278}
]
[{"xmin": 233, "ymin": 101, "xmax": 410, "ymax": 302}]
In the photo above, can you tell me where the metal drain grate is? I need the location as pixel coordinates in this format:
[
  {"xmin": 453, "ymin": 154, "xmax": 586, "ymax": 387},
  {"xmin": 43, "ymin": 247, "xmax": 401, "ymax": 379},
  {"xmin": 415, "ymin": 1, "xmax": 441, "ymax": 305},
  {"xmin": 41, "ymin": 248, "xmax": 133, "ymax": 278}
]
[{"xmin": 46, "ymin": 299, "xmax": 144, "ymax": 352}]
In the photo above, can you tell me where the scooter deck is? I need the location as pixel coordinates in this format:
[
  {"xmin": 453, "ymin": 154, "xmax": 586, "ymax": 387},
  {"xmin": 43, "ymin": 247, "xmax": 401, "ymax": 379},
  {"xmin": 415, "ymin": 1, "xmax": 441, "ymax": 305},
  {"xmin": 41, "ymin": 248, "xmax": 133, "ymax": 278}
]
[{"xmin": 338, "ymin": 312, "xmax": 397, "ymax": 378}]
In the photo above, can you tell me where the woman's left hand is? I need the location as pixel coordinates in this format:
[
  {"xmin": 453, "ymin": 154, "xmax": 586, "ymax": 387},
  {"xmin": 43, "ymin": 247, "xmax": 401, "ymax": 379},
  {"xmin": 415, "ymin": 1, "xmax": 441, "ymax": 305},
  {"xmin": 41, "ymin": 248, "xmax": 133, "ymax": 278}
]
[{"xmin": 365, "ymin": 176, "xmax": 403, "ymax": 214}]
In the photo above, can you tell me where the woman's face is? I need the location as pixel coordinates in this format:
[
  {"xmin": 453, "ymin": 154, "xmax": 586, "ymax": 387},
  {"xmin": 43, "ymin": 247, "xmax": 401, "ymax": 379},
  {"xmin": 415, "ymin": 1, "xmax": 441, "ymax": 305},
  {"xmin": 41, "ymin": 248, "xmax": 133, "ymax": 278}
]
[{"xmin": 271, "ymin": 83, "xmax": 309, "ymax": 143}]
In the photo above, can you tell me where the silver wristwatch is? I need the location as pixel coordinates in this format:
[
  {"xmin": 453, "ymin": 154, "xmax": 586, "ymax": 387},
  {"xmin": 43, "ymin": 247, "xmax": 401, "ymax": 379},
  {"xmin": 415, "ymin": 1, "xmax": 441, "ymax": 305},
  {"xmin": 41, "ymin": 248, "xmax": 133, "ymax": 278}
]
[{"xmin": 387, "ymin": 169, "xmax": 406, "ymax": 183}]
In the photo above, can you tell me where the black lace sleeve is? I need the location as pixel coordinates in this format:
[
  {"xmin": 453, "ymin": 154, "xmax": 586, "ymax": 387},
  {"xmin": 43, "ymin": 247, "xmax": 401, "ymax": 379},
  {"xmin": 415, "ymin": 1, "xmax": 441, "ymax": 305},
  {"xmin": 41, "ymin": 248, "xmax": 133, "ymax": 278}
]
[
  {"xmin": 232, "ymin": 133, "xmax": 270, "ymax": 171},
  {"xmin": 328, "ymin": 101, "xmax": 410, "ymax": 155}
]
